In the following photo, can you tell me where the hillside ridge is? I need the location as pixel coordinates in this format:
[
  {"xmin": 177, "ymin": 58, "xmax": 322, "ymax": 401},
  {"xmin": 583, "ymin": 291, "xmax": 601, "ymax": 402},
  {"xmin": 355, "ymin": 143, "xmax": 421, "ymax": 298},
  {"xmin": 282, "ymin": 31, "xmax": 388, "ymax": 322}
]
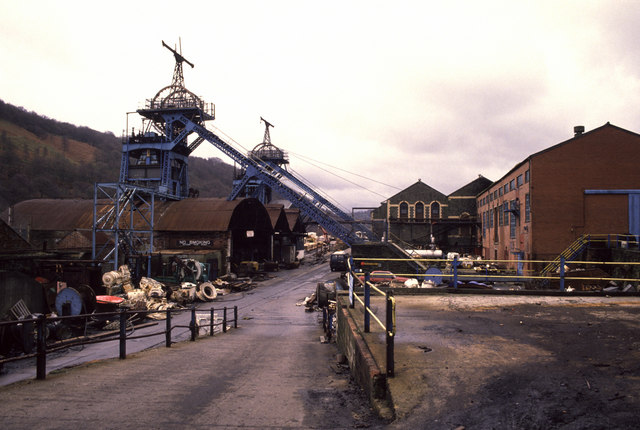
[{"xmin": 0, "ymin": 99, "xmax": 234, "ymax": 212}]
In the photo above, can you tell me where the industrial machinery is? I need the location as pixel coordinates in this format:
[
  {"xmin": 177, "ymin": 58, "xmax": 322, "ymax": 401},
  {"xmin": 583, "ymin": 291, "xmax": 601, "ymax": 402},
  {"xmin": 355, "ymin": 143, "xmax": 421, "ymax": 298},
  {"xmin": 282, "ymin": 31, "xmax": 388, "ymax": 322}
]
[
  {"xmin": 231, "ymin": 117, "xmax": 288, "ymax": 203},
  {"xmin": 94, "ymin": 40, "xmax": 379, "ymax": 274}
]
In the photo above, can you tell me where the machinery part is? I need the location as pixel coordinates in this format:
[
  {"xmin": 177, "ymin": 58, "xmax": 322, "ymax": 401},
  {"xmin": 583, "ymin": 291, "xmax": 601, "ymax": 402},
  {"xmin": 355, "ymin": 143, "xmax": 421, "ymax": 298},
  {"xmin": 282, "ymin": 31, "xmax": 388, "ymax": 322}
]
[
  {"xmin": 198, "ymin": 282, "xmax": 217, "ymax": 301},
  {"xmin": 424, "ymin": 267, "xmax": 443, "ymax": 286},
  {"xmin": 102, "ymin": 270, "xmax": 122, "ymax": 288},
  {"xmin": 180, "ymin": 259, "xmax": 203, "ymax": 282},
  {"xmin": 55, "ymin": 285, "xmax": 96, "ymax": 316},
  {"xmin": 316, "ymin": 282, "xmax": 336, "ymax": 308}
]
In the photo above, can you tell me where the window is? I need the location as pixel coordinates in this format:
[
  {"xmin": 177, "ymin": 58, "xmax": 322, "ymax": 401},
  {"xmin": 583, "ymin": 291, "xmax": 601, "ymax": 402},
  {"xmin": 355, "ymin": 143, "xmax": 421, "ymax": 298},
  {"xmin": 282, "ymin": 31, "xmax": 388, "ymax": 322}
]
[
  {"xmin": 509, "ymin": 179, "xmax": 515, "ymax": 191},
  {"xmin": 517, "ymin": 174, "xmax": 523, "ymax": 187},
  {"xmin": 493, "ymin": 190, "xmax": 498, "ymax": 200},
  {"xmin": 509, "ymin": 200, "xmax": 517, "ymax": 238},
  {"xmin": 525, "ymin": 170, "xmax": 530, "ymax": 183},
  {"xmin": 493, "ymin": 209, "xmax": 499, "ymax": 243},
  {"xmin": 399, "ymin": 202, "xmax": 408, "ymax": 219},
  {"xmin": 489, "ymin": 207, "xmax": 494, "ymax": 228},
  {"xmin": 482, "ymin": 211, "xmax": 487, "ymax": 235},
  {"xmin": 499, "ymin": 203, "xmax": 504, "ymax": 226},
  {"xmin": 504, "ymin": 184, "xmax": 508, "ymax": 194},
  {"xmin": 430, "ymin": 202, "xmax": 440, "ymax": 219},
  {"xmin": 415, "ymin": 202, "xmax": 424, "ymax": 220},
  {"xmin": 525, "ymin": 193, "xmax": 530, "ymax": 223},
  {"xmin": 499, "ymin": 187, "xmax": 503, "ymax": 197}
]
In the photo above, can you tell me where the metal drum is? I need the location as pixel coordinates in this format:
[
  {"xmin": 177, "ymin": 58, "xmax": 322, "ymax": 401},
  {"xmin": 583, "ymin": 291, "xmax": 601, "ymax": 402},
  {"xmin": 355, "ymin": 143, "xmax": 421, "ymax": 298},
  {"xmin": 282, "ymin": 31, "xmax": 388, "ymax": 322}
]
[{"xmin": 55, "ymin": 284, "xmax": 96, "ymax": 316}]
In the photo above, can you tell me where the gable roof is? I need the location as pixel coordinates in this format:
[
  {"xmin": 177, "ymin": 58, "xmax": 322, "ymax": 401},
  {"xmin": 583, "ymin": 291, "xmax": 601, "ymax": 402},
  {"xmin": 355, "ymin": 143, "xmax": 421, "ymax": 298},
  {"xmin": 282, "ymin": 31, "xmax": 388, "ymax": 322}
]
[
  {"xmin": 480, "ymin": 122, "xmax": 640, "ymax": 194},
  {"xmin": 387, "ymin": 180, "xmax": 447, "ymax": 203}
]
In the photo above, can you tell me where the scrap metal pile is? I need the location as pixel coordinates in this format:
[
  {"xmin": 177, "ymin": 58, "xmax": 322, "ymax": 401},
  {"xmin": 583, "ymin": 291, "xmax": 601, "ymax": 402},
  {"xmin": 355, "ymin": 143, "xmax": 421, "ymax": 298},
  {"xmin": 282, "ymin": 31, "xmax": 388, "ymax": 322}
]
[{"xmin": 101, "ymin": 265, "xmax": 234, "ymax": 319}]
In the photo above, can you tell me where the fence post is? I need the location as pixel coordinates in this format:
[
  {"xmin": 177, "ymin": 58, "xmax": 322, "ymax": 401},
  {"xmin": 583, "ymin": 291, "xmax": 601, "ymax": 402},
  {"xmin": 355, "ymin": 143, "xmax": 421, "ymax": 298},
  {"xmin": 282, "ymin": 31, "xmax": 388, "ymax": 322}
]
[
  {"xmin": 190, "ymin": 307, "xmax": 197, "ymax": 341},
  {"xmin": 119, "ymin": 310, "xmax": 127, "ymax": 359},
  {"xmin": 559, "ymin": 256, "xmax": 566, "ymax": 291},
  {"xmin": 348, "ymin": 257, "xmax": 355, "ymax": 309},
  {"xmin": 453, "ymin": 256, "xmax": 459, "ymax": 288},
  {"xmin": 210, "ymin": 308, "xmax": 215, "ymax": 336},
  {"xmin": 36, "ymin": 314, "xmax": 46, "ymax": 380},
  {"xmin": 386, "ymin": 291, "xmax": 395, "ymax": 377},
  {"xmin": 223, "ymin": 307, "xmax": 227, "ymax": 333},
  {"xmin": 165, "ymin": 309, "xmax": 172, "ymax": 347},
  {"xmin": 233, "ymin": 306, "xmax": 238, "ymax": 329},
  {"xmin": 364, "ymin": 272, "xmax": 370, "ymax": 333}
]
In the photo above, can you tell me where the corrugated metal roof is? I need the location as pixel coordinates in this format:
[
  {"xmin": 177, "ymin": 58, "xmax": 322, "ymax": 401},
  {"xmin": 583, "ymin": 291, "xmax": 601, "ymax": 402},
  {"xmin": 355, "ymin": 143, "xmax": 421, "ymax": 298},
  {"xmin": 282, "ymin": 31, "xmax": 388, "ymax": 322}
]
[
  {"xmin": 264, "ymin": 204, "xmax": 285, "ymax": 229},
  {"xmin": 5, "ymin": 199, "xmax": 95, "ymax": 230},
  {"xmin": 284, "ymin": 208, "xmax": 301, "ymax": 231},
  {"xmin": 2, "ymin": 197, "xmax": 275, "ymax": 234},
  {"xmin": 154, "ymin": 198, "xmax": 241, "ymax": 232}
]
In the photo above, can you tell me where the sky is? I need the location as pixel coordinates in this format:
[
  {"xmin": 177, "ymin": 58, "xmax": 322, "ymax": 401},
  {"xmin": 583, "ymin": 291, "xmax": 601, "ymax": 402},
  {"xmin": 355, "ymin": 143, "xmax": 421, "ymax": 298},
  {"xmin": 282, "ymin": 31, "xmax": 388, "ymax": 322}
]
[{"xmin": 2, "ymin": 0, "xmax": 640, "ymax": 211}]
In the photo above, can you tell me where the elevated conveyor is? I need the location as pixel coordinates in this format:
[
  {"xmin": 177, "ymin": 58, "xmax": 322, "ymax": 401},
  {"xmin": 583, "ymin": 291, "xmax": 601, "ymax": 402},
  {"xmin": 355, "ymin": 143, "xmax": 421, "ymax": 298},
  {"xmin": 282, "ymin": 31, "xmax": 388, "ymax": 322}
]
[{"xmin": 177, "ymin": 115, "xmax": 376, "ymax": 246}]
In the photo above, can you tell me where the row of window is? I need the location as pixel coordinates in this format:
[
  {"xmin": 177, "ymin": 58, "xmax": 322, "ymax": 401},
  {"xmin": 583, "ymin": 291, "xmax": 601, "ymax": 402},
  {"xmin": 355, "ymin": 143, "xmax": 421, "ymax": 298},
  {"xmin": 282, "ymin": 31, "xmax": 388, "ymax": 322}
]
[
  {"xmin": 478, "ymin": 169, "xmax": 530, "ymax": 207},
  {"xmin": 397, "ymin": 201, "xmax": 440, "ymax": 219},
  {"xmin": 481, "ymin": 194, "xmax": 530, "ymax": 239}
]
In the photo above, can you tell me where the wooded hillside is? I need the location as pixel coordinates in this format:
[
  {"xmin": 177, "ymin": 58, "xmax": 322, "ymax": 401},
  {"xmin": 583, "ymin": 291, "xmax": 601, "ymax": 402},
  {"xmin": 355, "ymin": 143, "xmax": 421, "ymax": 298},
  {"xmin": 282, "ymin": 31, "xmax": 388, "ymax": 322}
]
[{"xmin": 0, "ymin": 99, "xmax": 234, "ymax": 212}]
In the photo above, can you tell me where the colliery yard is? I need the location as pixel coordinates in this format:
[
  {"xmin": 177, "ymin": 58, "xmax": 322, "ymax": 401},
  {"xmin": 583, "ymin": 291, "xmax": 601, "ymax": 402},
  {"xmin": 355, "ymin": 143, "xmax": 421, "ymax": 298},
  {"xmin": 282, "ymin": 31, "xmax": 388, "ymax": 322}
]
[{"xmin": 1, "ymin": 40, "xmax": 640, "ymax": 427}]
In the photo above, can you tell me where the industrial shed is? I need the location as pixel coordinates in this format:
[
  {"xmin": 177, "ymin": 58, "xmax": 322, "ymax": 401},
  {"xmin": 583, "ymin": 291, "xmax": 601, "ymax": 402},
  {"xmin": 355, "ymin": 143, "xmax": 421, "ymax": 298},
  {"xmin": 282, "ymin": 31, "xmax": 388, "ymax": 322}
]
[{"xmin": 1, "ymin": 197, "xmax": 292, "ymax": 278}]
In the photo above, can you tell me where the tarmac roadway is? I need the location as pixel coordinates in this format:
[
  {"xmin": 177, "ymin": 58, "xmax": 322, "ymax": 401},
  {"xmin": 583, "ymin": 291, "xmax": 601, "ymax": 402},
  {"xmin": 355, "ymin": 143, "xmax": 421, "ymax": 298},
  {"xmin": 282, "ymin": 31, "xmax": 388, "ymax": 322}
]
[
  {"xmin": 2, "ymin": 259, "xmax": 640, "ymax": 429},
  {"xmin": 0, "ymin": 261, "xmax": 385, "ymax": 429}
]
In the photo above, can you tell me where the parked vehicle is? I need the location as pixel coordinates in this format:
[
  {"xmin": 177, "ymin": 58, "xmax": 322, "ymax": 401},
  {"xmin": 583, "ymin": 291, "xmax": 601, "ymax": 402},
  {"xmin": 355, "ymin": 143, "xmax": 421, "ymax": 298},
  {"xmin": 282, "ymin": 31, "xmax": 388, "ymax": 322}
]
[
  {"xmin": 357, "ymin": 270, "xmax": 410, "ymax": 284},
  {"xmin": 330, "ymin": 251, "xmax": 350, "ymax": 272}
]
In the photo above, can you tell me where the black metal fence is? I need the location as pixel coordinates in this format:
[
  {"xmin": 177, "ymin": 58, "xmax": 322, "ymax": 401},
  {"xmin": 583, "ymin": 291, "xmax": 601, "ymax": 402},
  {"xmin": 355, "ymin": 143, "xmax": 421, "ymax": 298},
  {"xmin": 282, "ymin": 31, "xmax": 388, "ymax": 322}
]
[{"xmin": 0, "ymin": 306, "xmax": 238, "ymax": 381}]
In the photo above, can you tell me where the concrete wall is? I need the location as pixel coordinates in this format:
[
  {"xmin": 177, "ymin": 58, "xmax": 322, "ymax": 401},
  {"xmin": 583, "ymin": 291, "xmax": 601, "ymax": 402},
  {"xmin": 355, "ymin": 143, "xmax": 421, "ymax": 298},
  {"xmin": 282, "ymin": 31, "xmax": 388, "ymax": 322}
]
[{"xmin": 336, "ymin": 296, "xmax": 387, "ymax": 402}]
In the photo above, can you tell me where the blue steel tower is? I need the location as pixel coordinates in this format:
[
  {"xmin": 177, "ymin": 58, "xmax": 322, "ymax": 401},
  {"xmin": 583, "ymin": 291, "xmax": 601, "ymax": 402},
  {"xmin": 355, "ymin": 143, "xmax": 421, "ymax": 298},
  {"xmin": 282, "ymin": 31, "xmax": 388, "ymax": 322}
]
[
  {"xmin": 119, "ymin": 40, "xmax": 214, "ymax": 199},
  {"xmin": 230, "ymin": 117, "xmax": 289, "ymax": 203}
]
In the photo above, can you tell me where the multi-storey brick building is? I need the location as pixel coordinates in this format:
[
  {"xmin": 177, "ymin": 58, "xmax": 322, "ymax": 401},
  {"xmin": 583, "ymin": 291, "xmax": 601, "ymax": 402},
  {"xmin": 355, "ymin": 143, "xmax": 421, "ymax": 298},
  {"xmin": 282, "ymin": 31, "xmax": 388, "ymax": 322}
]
[{"xmin": 477, "ymin": 123, "xmax": 640, "ymax": 273}]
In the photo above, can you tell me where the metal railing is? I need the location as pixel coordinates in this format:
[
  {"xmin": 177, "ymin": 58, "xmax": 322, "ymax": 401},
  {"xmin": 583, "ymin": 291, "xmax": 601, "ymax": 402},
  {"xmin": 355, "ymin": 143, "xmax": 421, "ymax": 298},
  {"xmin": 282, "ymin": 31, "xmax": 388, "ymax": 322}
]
[
  {"xmin": 351, "ymin": 255, "xmax": 640, "ymax": 292},
  {"xmin": 345, "ymin": 258, "xmax": 396, "ymax": 377},
  {"xmin": 0, "ymin": 306, "xmax": 238, "ymax": 381}
]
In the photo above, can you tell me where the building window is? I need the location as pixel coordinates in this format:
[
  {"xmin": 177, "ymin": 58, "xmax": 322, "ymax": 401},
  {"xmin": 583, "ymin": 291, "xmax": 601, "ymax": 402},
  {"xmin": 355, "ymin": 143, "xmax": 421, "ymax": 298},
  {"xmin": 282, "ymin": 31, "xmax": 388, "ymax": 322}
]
[
  {"xmin": 430, "ymin": 202, "xmax": 440, "ymax": 219},
  {"xmin": 499, "ymin": 187, "xmax": 503, "ymax": 197},
  {"xmin": 493, "ymin": 208, "xmax": 499, "ymax": 243},
  {"xmin": 517, "ymin": 174, "xmax": 523, "ymax": 187},
  {"xmin": 493, "ymin": 190, "xmax": 498, "ymax": 200},
  {"xmin": 504, "ymin": 184, "xmax": 508, "ymax": 194},
  {"xmin": 489, "ymin": 207, "xmax": 494, "ymax": 228},
  {"xmin": 483, "ymin": 211, "xmax": 487, "ymax": 235},
  {"xmin": 415, "ymin": 202, "xmax": 424, "ymax": 220},
  {"xmin": 525, "ymin": 193, "xmax": 530, "ymax": 223},
  {"xmin": 509, "ymin": 200, "xmax": 517, "ymax": 238},
  {"xmin": 400, "ymin": 202, "xmax": 408, "ymax": 219},
  {"xmin": 525, "ymin": 169, "xmax": 530, "ymax": 183},
  {"xmin": 509, "ymin": 179, "xmax": 515, "ymax": 191},
  {"xmin": 499, "ymin": 203, "xmax": 504, "ymax": 226}
]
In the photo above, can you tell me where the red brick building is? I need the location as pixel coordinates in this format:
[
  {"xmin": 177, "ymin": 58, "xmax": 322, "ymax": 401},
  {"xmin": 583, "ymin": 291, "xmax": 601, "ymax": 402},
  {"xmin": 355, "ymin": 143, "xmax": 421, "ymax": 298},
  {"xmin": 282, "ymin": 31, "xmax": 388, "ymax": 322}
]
[{"xmin": 477, "ymin": 123, "xmax": 640, "ymax": 273}]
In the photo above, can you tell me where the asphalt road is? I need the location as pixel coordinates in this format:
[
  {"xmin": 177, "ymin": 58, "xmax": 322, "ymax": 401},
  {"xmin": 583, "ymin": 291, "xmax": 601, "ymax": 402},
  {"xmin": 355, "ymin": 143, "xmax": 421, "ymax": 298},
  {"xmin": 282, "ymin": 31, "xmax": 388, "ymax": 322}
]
[{"xmin": 0, "ymin": 261, "xmax": 385, "ymax": 429}]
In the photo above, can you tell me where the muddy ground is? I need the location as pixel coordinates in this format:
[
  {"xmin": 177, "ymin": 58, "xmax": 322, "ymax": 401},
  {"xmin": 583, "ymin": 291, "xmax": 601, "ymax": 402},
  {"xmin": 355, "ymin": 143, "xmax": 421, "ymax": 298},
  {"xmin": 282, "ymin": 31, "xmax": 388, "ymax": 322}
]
[{"xmin": 357, "ymin": 295, "xmax": 640, "ymax": 429}]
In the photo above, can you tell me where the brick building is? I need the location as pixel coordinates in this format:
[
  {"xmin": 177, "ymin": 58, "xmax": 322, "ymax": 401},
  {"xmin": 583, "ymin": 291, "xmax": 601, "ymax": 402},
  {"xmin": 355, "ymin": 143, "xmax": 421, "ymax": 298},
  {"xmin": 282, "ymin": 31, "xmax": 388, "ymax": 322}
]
[
  {"xmin": 477, "ymin": 123, "xmax": 640, "ymax": 273},
  {"xmin": 371, "ymin": 176, "xmax": 492, "ymax": 254}
]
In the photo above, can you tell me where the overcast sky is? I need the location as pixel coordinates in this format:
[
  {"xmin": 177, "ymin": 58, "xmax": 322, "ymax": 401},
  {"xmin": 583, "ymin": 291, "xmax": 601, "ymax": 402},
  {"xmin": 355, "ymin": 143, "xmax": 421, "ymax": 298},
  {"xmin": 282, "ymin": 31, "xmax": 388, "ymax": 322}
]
[{"xmin": 2, "ymin": 1, "xmax": 640, "ymax": 210}]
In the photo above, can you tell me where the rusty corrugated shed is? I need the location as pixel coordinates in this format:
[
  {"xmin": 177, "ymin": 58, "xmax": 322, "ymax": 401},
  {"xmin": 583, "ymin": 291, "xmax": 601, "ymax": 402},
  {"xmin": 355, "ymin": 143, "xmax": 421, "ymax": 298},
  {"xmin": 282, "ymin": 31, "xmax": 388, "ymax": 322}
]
[
  {"xmin": 284, "ymin": 208, "xmax": 301, "ymax": 231},
  {"xmin": 4, "ymin": 199, "xmax": 95, "ymax": 230},
  {"xmin": 2, "ymin": 197, "xmax": 274, "ymax": 234},
  {"xmin": 154, "ymin": 198, "xmax": 241, "ymax": 232},
  {"xmin": 264, "ymin": 204, "xmax": 284, "ymax": 228}
]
